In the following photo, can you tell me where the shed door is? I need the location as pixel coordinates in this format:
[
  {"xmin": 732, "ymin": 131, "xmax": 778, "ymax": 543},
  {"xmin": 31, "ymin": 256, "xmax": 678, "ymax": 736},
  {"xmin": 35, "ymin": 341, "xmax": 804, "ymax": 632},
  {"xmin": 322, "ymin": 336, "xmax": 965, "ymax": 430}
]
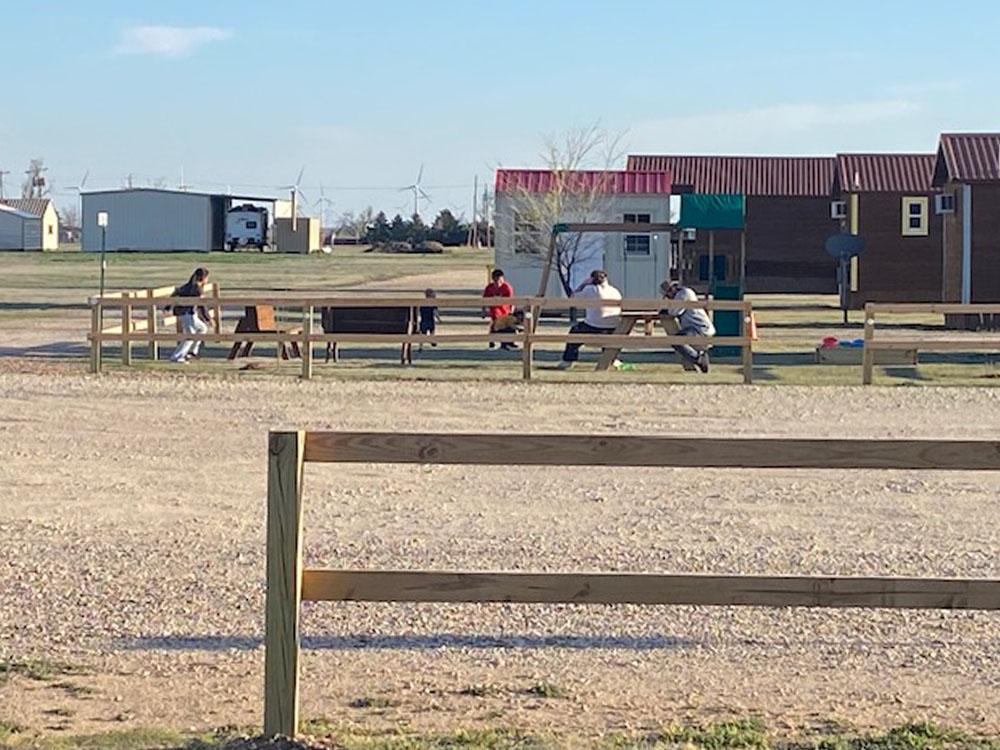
[{"xmin": 621, "ymin": 213, "xmax": 655, "ymax": 297}]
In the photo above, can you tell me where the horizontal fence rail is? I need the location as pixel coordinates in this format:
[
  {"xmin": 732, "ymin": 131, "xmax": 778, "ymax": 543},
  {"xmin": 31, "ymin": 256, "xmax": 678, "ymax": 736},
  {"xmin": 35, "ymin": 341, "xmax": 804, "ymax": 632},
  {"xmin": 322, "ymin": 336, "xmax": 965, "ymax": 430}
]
[
  {"xmin": 89, "ymin": 294, "xmax": 754, "ymax": 382},
  {"xmin": 263, "ymin": 429, "xmax": 1000, "ymax": 737},
  {"xmin": 862, "ymin": 302, "xmax": 1000, "ymax": 385}
]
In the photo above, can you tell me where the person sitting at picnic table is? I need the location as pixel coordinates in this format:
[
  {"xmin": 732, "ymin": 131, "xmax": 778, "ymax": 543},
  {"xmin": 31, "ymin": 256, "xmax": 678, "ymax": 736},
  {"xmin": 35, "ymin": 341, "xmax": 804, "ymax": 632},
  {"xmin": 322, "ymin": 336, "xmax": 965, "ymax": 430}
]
[
  {"xmin": 660, "ymin": 278, "xmax": 715, "ymax": 373},
  {"xmin": 556, "ymin": 270, "xmax": 622, "ymax": 370},
  {"xmin": 168, "ymin": 267, "xmax": 212, "ymax": 364},
  {"xmin": 483, "ymin": 268, "xmax": 517, "ymax": 350}
]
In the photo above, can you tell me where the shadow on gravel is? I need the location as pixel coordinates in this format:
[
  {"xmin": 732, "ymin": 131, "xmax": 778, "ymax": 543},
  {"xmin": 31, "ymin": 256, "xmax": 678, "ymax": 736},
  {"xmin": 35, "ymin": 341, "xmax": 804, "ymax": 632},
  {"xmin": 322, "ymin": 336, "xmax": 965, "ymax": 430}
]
[{"xmin": 119, "ymin": 632, "xmax": 695, "ymax": 652}]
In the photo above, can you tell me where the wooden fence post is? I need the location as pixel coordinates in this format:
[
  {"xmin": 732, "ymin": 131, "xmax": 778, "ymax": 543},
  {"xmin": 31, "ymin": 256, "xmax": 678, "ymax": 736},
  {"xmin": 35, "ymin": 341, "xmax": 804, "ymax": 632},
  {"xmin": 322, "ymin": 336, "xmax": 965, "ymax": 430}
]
[
  {"xmin": 741, "ymin": 302, "xmax": 753, "ymax": 385},
  {"xmin": 862, "ymin": 303, "xmax": 875, "ymax": 386},
  {"xmin": 121, "ymin": 293, "xmax": 133, "ymax": 366},
  {"xmin": 90, "ymin": 302, "xmax": 102, "ymax": 374},
  {"xmin": 521, "ymin": 308, "xmax": 533, "ymax": 381},
  {"xmin": 264, "ymin": 431, "xmax": 306, "ymax": 738},
  {"xmin": 301, "ymin": 306, "xmax": 314, "ymax": 380},
  {"xmin": 211, "ymin": 284, "xmax": 222, "ymax": 335},
  {"xmin": 147, "ymin": 288, "xmax": 159, "ymax": 361}
]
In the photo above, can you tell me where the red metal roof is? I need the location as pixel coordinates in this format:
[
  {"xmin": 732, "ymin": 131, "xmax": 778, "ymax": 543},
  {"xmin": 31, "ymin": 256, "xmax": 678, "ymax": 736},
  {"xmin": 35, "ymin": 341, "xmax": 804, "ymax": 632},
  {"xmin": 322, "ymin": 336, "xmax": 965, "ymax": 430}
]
[
  {"xmin": 626, "ymin": 155, "xmax": 834, "ymax": 197},
  {"xmin": 835, "ymin": 153, "xmax": 937, "ymax": 193},
  {"xmin": 0, "ymin": 198, "xmax": 53, "ymax": 217},
  {"xmin": 494, "ymin": 170, "xmax": 671, "ymax": 194},
  {"xmin": 934, "ymin": 133, "xmax": 1000, "ymax": 184}
]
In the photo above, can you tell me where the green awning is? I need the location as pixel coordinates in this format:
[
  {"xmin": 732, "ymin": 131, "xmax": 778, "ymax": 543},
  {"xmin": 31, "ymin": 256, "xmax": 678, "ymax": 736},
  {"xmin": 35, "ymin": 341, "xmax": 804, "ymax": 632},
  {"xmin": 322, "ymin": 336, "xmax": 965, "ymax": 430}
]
[{"xmin": 679, "ymin": 193, "xmax": 746, "ymax": 229}]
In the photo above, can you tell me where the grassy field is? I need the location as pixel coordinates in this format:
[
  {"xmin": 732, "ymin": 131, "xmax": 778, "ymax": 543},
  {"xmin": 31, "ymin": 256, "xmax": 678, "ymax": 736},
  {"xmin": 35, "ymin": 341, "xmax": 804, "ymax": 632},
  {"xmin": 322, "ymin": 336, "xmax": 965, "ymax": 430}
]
[
  {"xmin": 2, "ymin": 248, "xmax": 999, "ymax": 386},
  {"xmin": 4, "ymin": 716, "xmax": 1000, "ymax": 749}
]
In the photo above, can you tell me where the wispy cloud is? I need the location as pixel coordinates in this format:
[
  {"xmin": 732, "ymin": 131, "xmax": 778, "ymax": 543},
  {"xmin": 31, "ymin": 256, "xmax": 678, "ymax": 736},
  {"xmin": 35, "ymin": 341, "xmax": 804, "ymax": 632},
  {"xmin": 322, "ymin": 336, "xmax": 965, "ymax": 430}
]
[
  {"xmin": 115, "ymin": 25, "xmax": 233, "ymax": 58},
  {"xmin": 630, "ymin": 98, "xmax": 920, "ymax": 153}
]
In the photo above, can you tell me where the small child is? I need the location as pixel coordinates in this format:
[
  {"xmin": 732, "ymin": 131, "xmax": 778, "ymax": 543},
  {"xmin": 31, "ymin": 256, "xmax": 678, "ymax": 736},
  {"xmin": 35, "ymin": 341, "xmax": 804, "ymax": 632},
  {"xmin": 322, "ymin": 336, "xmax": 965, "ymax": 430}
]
[
  {"xmin": 418, "ymin": 289, "xmax": 440, "ymax": 350},
  {"xmin": 490, "ymin": 309, "xmax": 524, "ymax": 351}
]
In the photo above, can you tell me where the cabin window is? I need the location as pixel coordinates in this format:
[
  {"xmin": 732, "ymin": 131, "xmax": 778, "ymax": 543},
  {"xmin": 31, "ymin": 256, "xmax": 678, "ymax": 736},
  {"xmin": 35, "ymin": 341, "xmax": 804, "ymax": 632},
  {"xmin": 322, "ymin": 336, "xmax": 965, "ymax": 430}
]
[
  {"xmin": 901, "ymin": 197, "xmax": 929, "ymax": 237},
  {"xmin": 246, "ymin": 221, "xmax": 257, "ymax": 229},
  {"xmin": 624, "ymin": 213, "xmax": 651, "ymax": 255},
  {"xmin": 48, "ymin": 225, "xmax": 53, "ymax": 235}
]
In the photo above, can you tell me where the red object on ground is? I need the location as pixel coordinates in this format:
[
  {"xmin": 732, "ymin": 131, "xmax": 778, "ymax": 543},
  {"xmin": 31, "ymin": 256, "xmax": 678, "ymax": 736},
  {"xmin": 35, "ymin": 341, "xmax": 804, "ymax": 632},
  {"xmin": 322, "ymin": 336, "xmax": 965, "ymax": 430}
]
[
  {"xmin": 821, "ymin": 336, "xmax": 839, "ymax": 348},
  {"xmin": 484, "ymin": 281, "xmax": 514, "ymax": 320}
]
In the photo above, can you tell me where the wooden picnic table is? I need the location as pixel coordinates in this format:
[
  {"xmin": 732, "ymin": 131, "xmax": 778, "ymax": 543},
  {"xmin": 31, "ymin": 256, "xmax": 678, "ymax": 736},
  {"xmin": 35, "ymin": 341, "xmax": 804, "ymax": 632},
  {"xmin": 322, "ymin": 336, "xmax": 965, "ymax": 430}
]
[{"xmin": 594, "ymin": 311, "xmax": 660, "ymax": 370}]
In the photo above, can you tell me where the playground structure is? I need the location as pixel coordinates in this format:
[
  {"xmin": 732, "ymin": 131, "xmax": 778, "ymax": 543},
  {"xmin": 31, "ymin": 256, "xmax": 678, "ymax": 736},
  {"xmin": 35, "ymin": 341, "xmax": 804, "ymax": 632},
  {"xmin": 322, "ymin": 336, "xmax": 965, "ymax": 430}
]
[
  {"xmin": 263, "ymin": 429, "xmax": 1000, "ymax": 736},
  {"xmin": 88, "ymin": 292, "xmax": 755, "ymax": 382}
]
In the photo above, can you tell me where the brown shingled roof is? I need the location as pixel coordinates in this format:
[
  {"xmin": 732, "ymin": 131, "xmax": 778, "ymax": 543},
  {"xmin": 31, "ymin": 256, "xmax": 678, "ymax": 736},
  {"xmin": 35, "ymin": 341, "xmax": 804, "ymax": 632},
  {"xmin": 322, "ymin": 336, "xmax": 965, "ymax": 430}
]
[
  {"xmin": 934, "ymin": 133, "xmax": 1000, "ymax": 185},
  {"xmin": 626, "ymin": 155, "xmax": 835, "ymax": 197},
  {"xmin": 835, "ymin": 153, "xmax": 937, "ymax": 193},
  {"xmin": 0, "ymin": 198, "xmax": 53, "ymax": 218}
]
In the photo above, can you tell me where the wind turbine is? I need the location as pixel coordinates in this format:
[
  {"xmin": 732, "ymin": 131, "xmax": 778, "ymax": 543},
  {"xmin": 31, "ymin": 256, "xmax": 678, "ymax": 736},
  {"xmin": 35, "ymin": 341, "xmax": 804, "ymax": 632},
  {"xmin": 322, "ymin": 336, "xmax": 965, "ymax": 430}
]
[
  {"xmin": 282, "ymin": 165, "xmax": 308, "ymax": 231},
  {"xmin": 400, "ymin": 164, "xmax": 431, "ymax": 217},
  {"xmin": 69, "ymin": 170, "xmax": 89, "ymax": 228},
  {"xmin": 314, "ymin": 183, "xmax": 334, "ymax": 230}
]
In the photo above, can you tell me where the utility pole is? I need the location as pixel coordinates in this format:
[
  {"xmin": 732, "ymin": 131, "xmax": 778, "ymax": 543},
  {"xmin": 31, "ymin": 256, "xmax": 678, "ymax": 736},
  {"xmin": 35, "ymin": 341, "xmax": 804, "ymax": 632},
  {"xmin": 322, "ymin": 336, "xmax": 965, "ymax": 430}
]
[
  {"xmin": 0, "ymin": 170, "xmax": 8, "ymax": 199},
  {"xmin": 468, "ymin": 175, "xmax": 478, "ymax": 247}
]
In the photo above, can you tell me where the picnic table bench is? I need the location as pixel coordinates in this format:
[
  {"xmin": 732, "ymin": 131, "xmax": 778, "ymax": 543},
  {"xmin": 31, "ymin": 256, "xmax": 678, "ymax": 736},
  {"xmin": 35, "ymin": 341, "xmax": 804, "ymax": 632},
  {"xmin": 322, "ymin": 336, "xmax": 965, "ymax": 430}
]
[{"xmin": 228, "ymin": 305, "xmax": 302, "ymax": 361}]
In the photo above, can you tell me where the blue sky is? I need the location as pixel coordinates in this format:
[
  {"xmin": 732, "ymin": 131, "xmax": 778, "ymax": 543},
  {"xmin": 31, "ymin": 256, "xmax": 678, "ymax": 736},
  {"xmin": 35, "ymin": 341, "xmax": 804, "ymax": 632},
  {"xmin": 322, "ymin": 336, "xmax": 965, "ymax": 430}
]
[{"xmin": 3, "ymin": 0, "xmax": 999, "ymax": 218}]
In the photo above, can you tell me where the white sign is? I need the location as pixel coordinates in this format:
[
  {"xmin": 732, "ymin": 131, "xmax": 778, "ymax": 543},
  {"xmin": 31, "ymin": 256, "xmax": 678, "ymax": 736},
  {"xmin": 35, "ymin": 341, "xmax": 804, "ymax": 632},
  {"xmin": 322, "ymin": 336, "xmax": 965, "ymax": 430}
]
[{"xmin": 97, "ymin": 211, "xmax": 109, "ymax": 227}]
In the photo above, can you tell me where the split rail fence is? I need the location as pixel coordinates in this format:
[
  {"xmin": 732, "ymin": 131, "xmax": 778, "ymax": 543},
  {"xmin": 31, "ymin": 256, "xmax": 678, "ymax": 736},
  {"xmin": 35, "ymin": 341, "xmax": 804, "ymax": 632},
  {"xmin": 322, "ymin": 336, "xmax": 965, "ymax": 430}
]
[
  {"xmin": 862, "ymin": 302, "xmax": 1000, "ymax": 384},
  {"xmin": 264, "ymin": 429, "xmax": 1000, "ymax": 736},
  {"xmin": 89, "ymin": 294, "xmax": 755, "ymax": 382}
]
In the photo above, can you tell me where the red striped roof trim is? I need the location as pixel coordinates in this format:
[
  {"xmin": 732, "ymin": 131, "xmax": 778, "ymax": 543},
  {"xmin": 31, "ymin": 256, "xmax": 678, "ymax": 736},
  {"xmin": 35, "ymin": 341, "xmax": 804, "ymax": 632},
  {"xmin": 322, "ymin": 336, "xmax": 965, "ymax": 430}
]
[
  {"xmin": 494, "ymin": 170, "xmax": 672, "ymax": 194},
  {"xmin": 835, "ymin": 153, "xmax": 937, "ymax": 193},
  {"xmin": 934, "ymin": 133, "xmax": 1000, "ymax": 184}
]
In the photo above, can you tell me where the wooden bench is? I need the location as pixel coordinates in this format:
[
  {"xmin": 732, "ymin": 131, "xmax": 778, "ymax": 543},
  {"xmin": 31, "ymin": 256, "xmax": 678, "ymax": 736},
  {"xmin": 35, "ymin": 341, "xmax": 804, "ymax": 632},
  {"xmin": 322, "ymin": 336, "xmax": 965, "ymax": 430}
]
[
  {"xmin": 321, "ymin": 306, "xmax": 414, "ymax": 365},
  {"xmin": 229, "ymin": 305, "xmax": 302, "ymax": 360},
  {"xmin": 595, "ymin": 312, "xmax": 701, "ymax": 371}
]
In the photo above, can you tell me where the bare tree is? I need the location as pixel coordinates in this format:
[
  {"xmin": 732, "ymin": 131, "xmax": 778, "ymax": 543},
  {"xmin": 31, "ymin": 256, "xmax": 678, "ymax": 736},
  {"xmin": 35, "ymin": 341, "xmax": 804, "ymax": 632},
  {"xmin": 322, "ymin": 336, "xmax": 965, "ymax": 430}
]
[
  {"xmin": 21, "ymin": 158, "xmax": 48, "ymax": 199},
  {"xmin": 505, "ymin": 125, "xmax": 625, "ymax": 296},
  {"xmin": 59, "ymin": 204, "xmax": 80, "ymax": 229}
]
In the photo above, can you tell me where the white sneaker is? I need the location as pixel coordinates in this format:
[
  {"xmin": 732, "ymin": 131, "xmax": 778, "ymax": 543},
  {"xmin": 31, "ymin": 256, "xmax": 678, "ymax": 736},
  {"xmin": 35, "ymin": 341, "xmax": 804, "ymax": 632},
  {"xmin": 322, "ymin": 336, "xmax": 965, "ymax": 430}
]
[
  {"xmin": 556, "ymin": 360, "xmax": 573, "ymax": 370},
  {"xmin": 169, "ymin": 358, "xmax": 188, "ymax": 364},
  {"xmin": 611, "ymin": 358, "xmax": 623, "ymax": 369}
]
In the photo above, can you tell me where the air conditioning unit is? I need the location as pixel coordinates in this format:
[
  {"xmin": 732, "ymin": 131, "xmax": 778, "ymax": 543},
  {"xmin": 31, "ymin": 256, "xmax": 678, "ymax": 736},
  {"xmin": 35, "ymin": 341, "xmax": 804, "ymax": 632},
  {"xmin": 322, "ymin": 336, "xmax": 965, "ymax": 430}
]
[
  {"xmin": 830, "ymin": 200, "xmax": 848, "ymax": 220},
  {"xmin": 935, "ymin": 193, "xmax": 955, "ymax": 214},
  {"xmin": 681, "ymin": 228, "xmax": 697, "ymax": 241}
]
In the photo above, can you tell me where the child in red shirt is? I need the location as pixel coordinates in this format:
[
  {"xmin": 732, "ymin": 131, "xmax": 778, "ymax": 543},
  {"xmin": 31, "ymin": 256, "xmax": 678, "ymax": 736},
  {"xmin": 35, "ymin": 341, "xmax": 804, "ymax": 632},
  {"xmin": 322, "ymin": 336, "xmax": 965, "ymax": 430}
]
[{"xmin": 483, "ymin": 268, "xmax": 515, "ymax": 349}]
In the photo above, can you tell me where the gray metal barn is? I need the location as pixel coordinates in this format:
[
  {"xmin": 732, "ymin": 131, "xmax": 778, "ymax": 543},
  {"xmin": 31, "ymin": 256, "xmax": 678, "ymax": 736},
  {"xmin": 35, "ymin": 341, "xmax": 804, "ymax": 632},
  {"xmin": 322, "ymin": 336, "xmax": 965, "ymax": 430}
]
[
  {"xmin": 81, "ymin": 188, "xmax": 230, "ymax": 252},
  {"xmin": 0, "ymin": 205, "xmax": 42, "ymax": 250}
]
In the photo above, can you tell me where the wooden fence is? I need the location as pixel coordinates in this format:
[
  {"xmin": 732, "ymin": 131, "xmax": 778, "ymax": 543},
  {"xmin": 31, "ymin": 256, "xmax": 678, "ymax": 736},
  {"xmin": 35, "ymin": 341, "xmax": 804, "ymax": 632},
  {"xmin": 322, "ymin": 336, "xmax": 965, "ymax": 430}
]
[
  {"xmin": 89, "ymin": 294, "xmax": 754, "ymax": 382},
  {"xmin": 862, "ymin": 302, "xmax": 1000, "ymax": 385},
  {"xmin": 263, "ymin": 429, "xmax": 1000, "ymax": 736},
  {"xmin": 89, "ymin": 283, "xmax": 222, "ymax": 372}
]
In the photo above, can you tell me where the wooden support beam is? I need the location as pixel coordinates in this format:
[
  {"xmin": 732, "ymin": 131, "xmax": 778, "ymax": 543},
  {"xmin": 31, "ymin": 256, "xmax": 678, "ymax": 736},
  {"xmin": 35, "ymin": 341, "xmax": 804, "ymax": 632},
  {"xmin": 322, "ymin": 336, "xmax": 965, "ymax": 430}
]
[
  {"xmin": 300, "ymin": 569, "xmax": 1000, "ymax": 610},
  {"xmin": 90, "ymin": 305, "xmax": 102, "ymax": 374},
  {"xmin": 870, "ymin": 339, "xmax": 1000, "ymax": 351},
  {"xmin": 147, "ymin": 289, "xmax": 158, "ymax": 361},
  {"xmin": 301, "ymin": 306, "xmax": 314, "ymax": 380},
  {"xmin": 301, "ymin": 432, "xmax": 1000, "ymax": 471},
  {"xmin": 862, "ymin": 303, "xmax": 875, "ymax": 386},
  {"xmin": 264, "ymin": 432, "xmax": 306, "ymax": 738}
]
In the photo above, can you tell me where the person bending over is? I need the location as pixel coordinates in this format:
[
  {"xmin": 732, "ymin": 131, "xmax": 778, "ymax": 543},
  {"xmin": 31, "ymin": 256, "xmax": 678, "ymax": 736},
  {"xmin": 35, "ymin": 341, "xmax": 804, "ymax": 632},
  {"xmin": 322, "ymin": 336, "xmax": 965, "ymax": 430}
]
[
  {"xmin": 660, "ymin": 278, "xmax": 714, "ymax": 373},
  {"xmin": 557, "ymin": 270, "xmax": 622, "ymax": 370}
]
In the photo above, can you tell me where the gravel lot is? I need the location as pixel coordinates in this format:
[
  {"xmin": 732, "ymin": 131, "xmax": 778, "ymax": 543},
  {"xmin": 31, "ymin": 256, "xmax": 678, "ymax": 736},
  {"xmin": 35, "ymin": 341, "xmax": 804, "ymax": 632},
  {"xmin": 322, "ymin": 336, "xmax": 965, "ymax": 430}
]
[{"xmin": 1, "ymin": 372, "xmax": 999, "ymax": 738}]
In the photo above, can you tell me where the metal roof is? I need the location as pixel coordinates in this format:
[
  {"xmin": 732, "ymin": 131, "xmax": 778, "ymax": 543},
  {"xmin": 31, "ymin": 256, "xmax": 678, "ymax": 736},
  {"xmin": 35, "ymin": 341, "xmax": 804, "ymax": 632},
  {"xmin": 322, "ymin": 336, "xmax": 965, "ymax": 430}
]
[
  {"xmin": 0, "ymin": 204, "xmax": 37, "ymax": 220},
  {"xmin": 835, "ymin": 153, "xmax": 937, "ymax": 193},
  {"xmin": 934, "ymin": 133, "xmax": 1000, "ymax": 184},
  {"xmin": 0, "ymin": 198, "xmax": 52, "ymax": 217},
  {"xmin": 81, "ymin": 187, "xmax": 280, "ymax": 202},
  {"xmin": 626, "ymin": 155, "xmax": 834, "ymax": 197},
  {"xmin": 494, "ymin": 170, "xmax": 672, "ymax": 194}
]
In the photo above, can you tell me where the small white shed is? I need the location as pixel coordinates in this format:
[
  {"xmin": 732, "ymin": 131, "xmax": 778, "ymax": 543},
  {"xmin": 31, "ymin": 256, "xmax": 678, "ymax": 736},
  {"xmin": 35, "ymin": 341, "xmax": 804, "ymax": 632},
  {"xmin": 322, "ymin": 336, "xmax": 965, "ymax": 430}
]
[{"xmin": 493, "ymin": 170, "xmax": 674, "ymax": 299}]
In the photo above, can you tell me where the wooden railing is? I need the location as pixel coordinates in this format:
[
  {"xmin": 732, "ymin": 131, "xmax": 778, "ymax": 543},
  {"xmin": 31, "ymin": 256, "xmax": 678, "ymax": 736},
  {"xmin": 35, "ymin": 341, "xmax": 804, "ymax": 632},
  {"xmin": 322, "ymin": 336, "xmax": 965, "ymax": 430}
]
[
  {"xmin": 263, "ymin": 429, "xmax": 1000, "ymax": 736},
  {"xmin": 89, "ymin": 283, "xmax": 222, "ymax": 371},
  {"xmin": 88, "ymin": 294, "xmax": 754, "ymax": 382},
  {"xmin": 862, "ymin": 302, "xmax": 1000, "ymax": 385}
]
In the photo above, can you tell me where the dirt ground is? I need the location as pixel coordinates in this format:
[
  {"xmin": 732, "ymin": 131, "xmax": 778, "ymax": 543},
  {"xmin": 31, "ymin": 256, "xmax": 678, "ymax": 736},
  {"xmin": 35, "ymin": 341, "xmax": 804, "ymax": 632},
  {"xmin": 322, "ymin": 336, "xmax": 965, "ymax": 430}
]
[{"xmin": 1, "ymin": 372, "xmax": 999, "ymax": 741}]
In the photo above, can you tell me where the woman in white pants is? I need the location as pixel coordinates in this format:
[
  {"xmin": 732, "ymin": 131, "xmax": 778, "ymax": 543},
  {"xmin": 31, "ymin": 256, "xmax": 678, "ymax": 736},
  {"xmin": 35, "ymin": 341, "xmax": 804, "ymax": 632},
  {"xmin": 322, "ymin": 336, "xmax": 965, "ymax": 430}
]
[{"xmin": 169, "ymin": 268, "xmax": 211, "ymax": 363}]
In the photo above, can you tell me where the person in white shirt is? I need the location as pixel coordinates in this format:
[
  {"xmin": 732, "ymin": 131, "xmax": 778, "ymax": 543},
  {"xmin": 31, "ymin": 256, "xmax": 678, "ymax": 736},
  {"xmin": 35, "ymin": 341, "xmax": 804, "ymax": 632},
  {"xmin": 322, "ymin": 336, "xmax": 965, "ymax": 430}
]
[
  {"xmin": 557, "ymin": 270, "xmax": 623, "ymax": 370},
  {"xmin": 660, "ymin": 278, "xmax": 715, "ymax": 373}
]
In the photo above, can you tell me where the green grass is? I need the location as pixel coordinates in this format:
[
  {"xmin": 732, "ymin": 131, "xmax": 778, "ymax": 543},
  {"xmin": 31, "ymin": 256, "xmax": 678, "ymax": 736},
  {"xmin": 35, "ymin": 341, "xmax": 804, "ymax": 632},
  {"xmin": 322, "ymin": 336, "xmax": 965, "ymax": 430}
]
[
  {"xmin": 0, "ymin": 658, "xmax": 89, "ymax": 684},
  {"xmin": 1, "ymin": 721, "xmax": 999, "ymax": 750}
]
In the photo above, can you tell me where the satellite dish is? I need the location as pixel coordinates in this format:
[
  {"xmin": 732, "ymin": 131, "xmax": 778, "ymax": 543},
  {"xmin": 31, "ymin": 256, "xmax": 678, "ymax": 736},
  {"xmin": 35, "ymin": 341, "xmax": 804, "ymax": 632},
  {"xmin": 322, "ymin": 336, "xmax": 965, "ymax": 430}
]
[{"xmin": 824, "ymin": 233, "xmax": 865, "ymax": 259}]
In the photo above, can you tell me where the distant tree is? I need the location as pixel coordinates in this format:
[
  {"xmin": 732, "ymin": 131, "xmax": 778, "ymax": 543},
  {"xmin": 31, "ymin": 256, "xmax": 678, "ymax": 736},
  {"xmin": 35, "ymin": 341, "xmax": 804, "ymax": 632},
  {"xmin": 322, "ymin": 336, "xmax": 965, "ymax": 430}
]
[
  {"xmin": 365, "ymin": 211, "xmax": 391, "ymax": 244},
  {"xmin": 431, "ymin": 208, "xmax": 466, "ymax": 245},
  {"xmin": 21, "ymin": 158, "xmax": 48, "ymax": 199},
  {"xmin": 388, "ymin": 214, "xmax": 408, "ymax": 242},
  {"xmin": 59, "ymin": 205, "xmax": 80, "ymax": 228},
  {"xmin": 409, "ymin": 213, "xmax": 428, "ymax": 245}
]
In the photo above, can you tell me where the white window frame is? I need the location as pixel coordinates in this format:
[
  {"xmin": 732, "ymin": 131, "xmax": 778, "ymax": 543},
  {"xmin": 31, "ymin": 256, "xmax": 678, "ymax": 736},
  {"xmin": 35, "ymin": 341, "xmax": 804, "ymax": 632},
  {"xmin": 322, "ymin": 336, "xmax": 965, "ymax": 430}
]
[
  {"xmin": 901, "ymin": 196, "xmax": 929, "ymax": 237},
  {"xmin": 512, "ymin": 211, "xmax": 543, "ymax": 254},
  {"xmin": 623, "ymin": 212, "xmax": 651, "ymax": 255}
]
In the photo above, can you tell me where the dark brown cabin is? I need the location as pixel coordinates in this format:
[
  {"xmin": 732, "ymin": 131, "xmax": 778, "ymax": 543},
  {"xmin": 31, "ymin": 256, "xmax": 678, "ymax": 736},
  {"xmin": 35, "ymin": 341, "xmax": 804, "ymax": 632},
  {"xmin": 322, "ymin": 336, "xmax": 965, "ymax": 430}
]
[{"xmin": 627, "ymin": 155, "xmax": 838, "ymax": 294}]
